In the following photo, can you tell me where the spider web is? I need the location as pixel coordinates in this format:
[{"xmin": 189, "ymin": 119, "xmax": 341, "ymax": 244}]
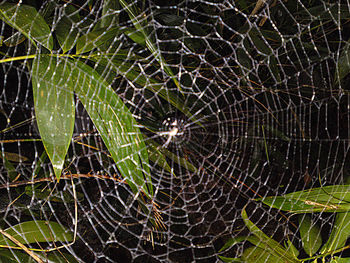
[{"xmin": 0, "ymin": 0, "xmax": 350, "ymax": 262}]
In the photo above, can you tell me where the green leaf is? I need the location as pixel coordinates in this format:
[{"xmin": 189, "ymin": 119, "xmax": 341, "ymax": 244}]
[
  {"xmin": 0, "ymin": 152, "xmax": 28, "ymax": 162},
  {"xmin": 284, "ymin": 239, "xmax": 299, "ymax": 258},
  {"xmin": 118, "ymin": 0, "xmax": 181, "ymax": 92},
  {"xmin": 0, "ymin": 3, "xmax": 53, "ymax": 50},
  {"xmin": 70, "ymin": 59, "xmax": 153, "ymax": 199},
  {"xmin": 146, "ymin": 141, "xmax": 174, "ymax": 176},
  {"xmin": 335, "ymin": 42, "xmax": 350, "ymax": 85},
  {"xmin": 99, "ymin": 0, "xmax": 119, "ymax": 29},
  {"xmin": 330, "ymin": 257, "xmax": 350, "ymax": 263},
  {"xmin": 321, "ymin": 212, "xmax": 350, "ymax": 255},
  {"xmin": 33, "ymin": 150, "xmax": 48, "ymax": 177},
  {"xmin": 85, "ymin": 55, "xmax": 193, "ymax": 120},
  {"xmin": 269, "ymin": 56, "xmax": 281, "ymax": 83},
  {"xmin": 0, "ymin": 221, "xmax": 73, "ymax": 247},
  {"xmin": 258, "ymin": 185, "xmax": 350, "ymax": 213},
  {"xmin": 55, "ymin": 5, "xmax": 80, "ymax": 53},
  {"xmin": 0, "ymin": 152, "xmax": 18, "ymax": 180},
  {"xmin": 32, "ymin": 55, "xmax": 75, "ymax": 181},
  {"xmin": 25, "ymin": 185, "xmax": 83, "ymax": 203},
  {"xmin": 298, "ymin": 215, "xmax": 322, "ymax": 256},
  {"xmin": 0, "ymin": 249, "xmax": 79, "ymax": 263},
  {"xmin": 3, "ymin": 32, "xmax": 26, "ymax": 47},
  {"xmin": 146, "ymin": 139, "xmax": 197, "ymax": 174},
  {"xmin": 240, "ymin": 246, "xmax": 287, "ymax": 263},
  {"xmin": 248, "ymin": 28, "xmax": 272, "ymax": 56},
  {"xmin": 125, "ymin": 29, "xmax": 146, "ymax": 46},
  {"xmin": 241, "ymin": 207, "xmax": 299, "ymax": 262},
  {"xmin": 76, "ymin": 26, "xmax": 121, "ymax": 54},
  {"xmin": 219, "ymin": 236, "xmax": 249, "ymax": 252},
  {"xmin": 0, "ymin": 249, "xmax": 34, "ymax": 263}
]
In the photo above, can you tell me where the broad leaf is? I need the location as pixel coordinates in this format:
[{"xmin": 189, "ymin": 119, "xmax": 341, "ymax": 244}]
[
  {"xmin": 241, "ymin": 246, "xmax": 287, "ymax": 263},
  {"xmin": 0, "ymin": 3, "xmax": 53, "ymax": 50},
  {"xmin": 0, "ymin": 152, "xmax": 17, "ymax": 180},
  {"xmin": 25, "ymin": 185, "xmax": 84, "ymax": 203},
  {"xmin": 85, "ymin": 54, "xmax": 200, "ymax": 125},
  {"xmin": 118, "ymin": 0, "xmax": 181, "ymax": 92},
  {"xmin": 0, "ymin": 221, "xmax": 73, "ymax": 247},
  {"xmin": 55, "ymin": 5, "xmax": 80, "ymax": 53},
  {"xmin": 32, "ymin": 55, "xmax": 75, "ymax": 180},
  {"xmin": 76, "ymin": 26, "xmax": 121, "ymax": 54},
  {"xmin": 69, "ymin": 59, "xmax": 153, "ymax": 198},
  {"xmin": 330, "ymin": 257, "xmax": 350, "ymax": 263},
  {"xmin": 285, "ymin": 239, "xmax": 299, "ymax": 258},
  {"xmin": 258, "ymin": 185, "xmax": 350, "ymax": 213},
  {"xmin": 98, "ymin": 0, "xmax": 119, "ymax": 29},
  {"xmin": 298, "ymin": 215, "xmax": 322, "ymax": 256},
  {"xmin": 241, "ymin": 207, "xmax": 299, "ymax": 262},
  {"xmin": 321, "ymin": 212, "xmax": 350, "ymax": 255},
  {"xmin": 146, "ymin": 141, "xmax": 174, "ymax": 176},
  {"xmin": 335, "ymin": 42, "xmax": 350, "ymax": 85},
  {"xmin": 0, "ymin": 249, "xmax": 79, "ymax": 263},
  {"xmin": 146, "ymin": 139, "xmax": 197, "ymax": 173}
]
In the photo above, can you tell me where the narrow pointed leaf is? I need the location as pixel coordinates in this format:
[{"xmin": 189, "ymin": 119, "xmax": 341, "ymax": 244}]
[
  {"xmin": 335, "ymin": 42, "xmax": 350, "ymax": 85},
  {"xmin": 330, "ymin": 257, "xmax": 350, "ymax": 263},
  {"xmin": 258, "ymin": 185, "xmax": 350, "ymax": 213},
  {"xmin": 85, "ymin": 55, "xmax": 201, "ymax": 125},
  {"xmin": 32, "ymin": 55, "xmax": 75, "ymax": 180},
  {"xmin": 241, "ymin": 246, "xmax": 286, "ymax": 263},
  {"xmin": 118, "ymin": 0, "xmax": 181, "ymax": 92},
  {"xmin": 298, "ymin": 215, "xmax": 322, "ymax": 256},
  {"xmin": 285, "ymin": 239, "xmax": 299, "ymax": 258},
  {"xmin": 146, "ymin": 139, "xmax": 197, "ymax": 173},
  {"xmin": 69, "ymin": 59, "xmax": 153, "ymax": 198},
  {"xmin": 321, "ymin": 212, "xmax": 350, "ymax": 255},
  {"xmin": 241, "ymin": 207, "xmax": 299, "ymax": 262},
  {"xmin": 0, "ymin": 221, "xmax": 73, "ymax": 247},
  {"xmin": 76, "ymin": 26, "xmax": 121, "ymax": 54},
  {"xmin": 0, "ymin": 3, "xmax": 53, "ymax": 50},
  {"xmin": 55, "ymin": 5, "xmax": 80, "ymax": 53}
]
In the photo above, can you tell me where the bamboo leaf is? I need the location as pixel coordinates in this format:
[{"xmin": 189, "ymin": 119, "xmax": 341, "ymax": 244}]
[
  {"xmin": 298, "ymin": 215, "xmax": 322, "ymax": 256},
  {"xmin": 330, "ymin": 257, "xmax": 350, "ymax": 263},
  {"xmin": 0, "ymin": 152, "xmax": 17, "ymax": 180},
  {"xmin": 118, "ymin": 0, "xmax": 181, "ymax": 92},
  {"xmin": 258, "ymin": 185, "xmax": 350, "ymax": 213},
  {"xmin": 241, "ymin": 207, "xmax": 299, "ymax": 262},
  {"xmin": 32, "ymin": 55, "xmax": 75, "ymax": 181},
  {"xmin": 146, "ymin": 140, "xmax": 174, "ymax": 176},
  {"xmin": 285, "ymin": 239, "xmax": 299, "ymax": 258},
  {"xmin": 335, "ymin": 42, "xmax": 350, "ymax": 85},
  {"xmin": 0, "ymin": 249, "xmax": 79, "ymax": 263},
  {"xmin": 0, "ymin": 3, "xmax": 53, "ymax": 50},
  {"xmin": 85, "ymin": 55, "xmax": 199, "ymax": 125},
  {"xmin": 321, "ymin": 212, "xmax": 350, "ymax": 255},
  {"xmin": 219, "ymin": 236, "xmax": 246, "ymax": 253},
  {"xmin": 241, "ymin": 246, "xmax": 287, "ymax": 263},
  {"xmin": 70, "ymin": 59, "xmax": 153, "ymax": 198},
  {"xmin": 76, "ymin": 26, "xmax": 121, "ymax": 54},
  {"xmin": 55, "ymin": 5, "xmax": 80, "ymax": 53},
  {"xmin": 0, "ymin": 221, "xmax": 73, "ymax": 247},
  {"xmin": 146, "ymin": 139, "xmax": 197, "ymax": 173}
]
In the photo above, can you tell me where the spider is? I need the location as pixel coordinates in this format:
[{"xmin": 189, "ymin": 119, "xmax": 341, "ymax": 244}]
[{"xmin": 159, "ymin": 117, "xmax": 186, "ymax": 148}]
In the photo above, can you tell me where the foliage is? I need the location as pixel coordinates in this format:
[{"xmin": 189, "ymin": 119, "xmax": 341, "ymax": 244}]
[
  {"xmin": 0, "ymin": 0, "xmax": 189, "ymax": 261},
  {"xmin": 220, "ymin": 185, "xmax": 350, "ymax": 262},
  {"xmin": 0, "ymin": 1, "xmax": 186, "ymax": 197}
]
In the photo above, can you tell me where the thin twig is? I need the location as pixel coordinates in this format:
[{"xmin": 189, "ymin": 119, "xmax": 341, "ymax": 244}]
[{"xmin": 0, "ymin": 229, "xmax": 43, "ymax": 263}]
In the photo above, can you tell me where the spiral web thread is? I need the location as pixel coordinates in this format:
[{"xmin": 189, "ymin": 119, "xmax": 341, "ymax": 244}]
[{"xmin": 0, "ymin": 0, "xmax": 350, "ymax": 262}]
